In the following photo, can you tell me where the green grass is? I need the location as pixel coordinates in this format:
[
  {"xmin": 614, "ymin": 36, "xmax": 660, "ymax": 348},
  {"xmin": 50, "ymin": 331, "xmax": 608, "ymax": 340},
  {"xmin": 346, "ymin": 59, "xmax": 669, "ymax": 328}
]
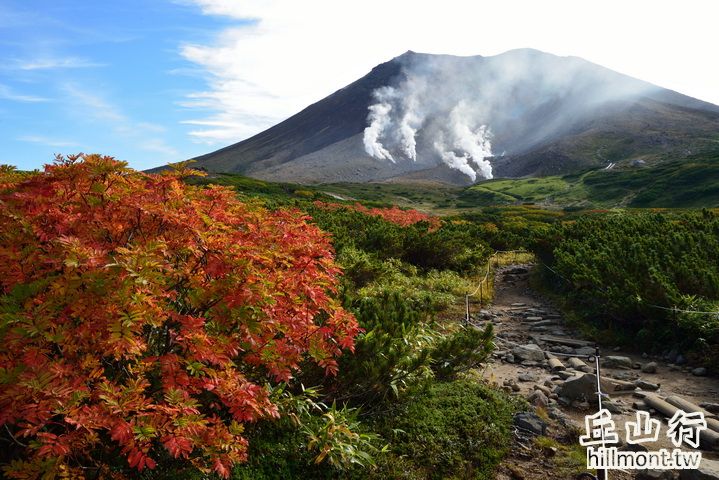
[
  {"xmin": 460, "ymin": 149, "xmax": 719, "ymax": 209},
  {"xmin": 190, "ymin": 148, "xmax": 719, "ymax": 212}
]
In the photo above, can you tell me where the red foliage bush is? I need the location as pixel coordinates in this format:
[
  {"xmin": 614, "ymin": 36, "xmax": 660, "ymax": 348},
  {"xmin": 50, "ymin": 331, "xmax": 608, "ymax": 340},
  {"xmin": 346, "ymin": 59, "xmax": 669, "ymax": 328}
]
[
  {"xmin": 0, "ymin": 155, "xmax": 359, "ymax": 478},
  {"xmin": 313, "ymin": 201, "xmax": 441, "ymax": 229}
]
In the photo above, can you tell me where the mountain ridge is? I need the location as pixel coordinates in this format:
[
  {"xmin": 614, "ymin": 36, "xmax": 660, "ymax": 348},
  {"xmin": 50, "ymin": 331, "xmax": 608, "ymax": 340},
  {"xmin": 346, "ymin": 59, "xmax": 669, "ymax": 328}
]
[{"xmin": 180, "ymin": 49, "xmax": 719, "ymax": 185}]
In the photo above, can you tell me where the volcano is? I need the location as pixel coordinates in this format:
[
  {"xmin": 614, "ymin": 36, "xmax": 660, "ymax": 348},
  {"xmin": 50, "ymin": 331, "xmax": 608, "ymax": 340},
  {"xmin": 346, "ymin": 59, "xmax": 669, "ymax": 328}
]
[{"xmin": 185, "ymin": 49, "xmax": 719, "ymax": 185}]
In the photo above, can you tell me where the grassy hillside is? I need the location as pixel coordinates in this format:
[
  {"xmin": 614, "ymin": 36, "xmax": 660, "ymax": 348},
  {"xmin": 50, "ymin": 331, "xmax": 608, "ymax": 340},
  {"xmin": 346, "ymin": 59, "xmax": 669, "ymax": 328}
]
[
  {"xmin": 191, "ymin": 148, "xmax": 719, "ymax": 212},
  {"xmin": 463, "ymin": 149, "xmax": 719, "ymax": 209}
]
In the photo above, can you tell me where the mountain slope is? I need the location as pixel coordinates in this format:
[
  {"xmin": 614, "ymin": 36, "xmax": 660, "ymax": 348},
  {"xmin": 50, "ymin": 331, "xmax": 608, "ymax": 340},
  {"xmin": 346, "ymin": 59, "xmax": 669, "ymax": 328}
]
[{"xmin": 186, "ymin": 49, "xmax": 719, "ymax": 185}]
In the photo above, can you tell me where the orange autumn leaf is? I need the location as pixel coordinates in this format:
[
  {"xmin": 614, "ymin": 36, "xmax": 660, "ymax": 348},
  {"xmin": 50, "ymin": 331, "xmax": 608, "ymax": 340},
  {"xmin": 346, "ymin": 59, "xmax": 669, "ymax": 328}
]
[{"xmin": 0, "ymin": 154, "xmax": 359, "ymax": 479}]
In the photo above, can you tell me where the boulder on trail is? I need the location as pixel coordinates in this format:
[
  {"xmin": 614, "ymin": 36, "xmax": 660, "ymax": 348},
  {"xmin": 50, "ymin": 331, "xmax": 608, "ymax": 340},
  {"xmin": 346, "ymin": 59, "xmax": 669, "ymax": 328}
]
[
  {"xmin": 602, "ymin": 356, "xmax": 633, "ymax": 369},
  {"xmin": 513, "ymin": 412, "xmax": 547, "ymax": 436},
  {"xmin": 512, "ymin": 343, "xmax": 546, "ymax": 363},
  {"xmin": 574, "ymin": 346, "xmax": 596, "ymax": 356},
  {"xmin": 679, "ymin": 457, "xmax": 719, "ymax": 479},
  {"xmin": 700, "ymin": 403, "xmax": 719, "ymax": 415},
  {"xmin": 641, "ymin": 362, "xmax": 658, "ymax": 373},
  {"xmin": 634, "ymin": 379, "xmax": 660, "ymax": 391},
  {"xmin": 555, "ymin": 373, "xmax": 610, "ymax": 404}
]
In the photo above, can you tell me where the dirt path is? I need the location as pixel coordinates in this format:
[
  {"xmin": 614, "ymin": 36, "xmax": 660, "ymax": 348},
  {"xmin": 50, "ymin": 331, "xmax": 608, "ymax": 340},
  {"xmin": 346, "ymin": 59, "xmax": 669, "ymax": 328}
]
[{"xmin": 484, "ymin": 264, "xmax": 719, "ymax": 479}]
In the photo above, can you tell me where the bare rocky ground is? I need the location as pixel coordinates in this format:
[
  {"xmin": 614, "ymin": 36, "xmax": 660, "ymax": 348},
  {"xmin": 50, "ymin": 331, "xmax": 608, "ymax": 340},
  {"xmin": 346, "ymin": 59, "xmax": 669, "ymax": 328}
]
[{"xmin": 479, "ymin": 264, "xmax": 719, "ymax": 480}]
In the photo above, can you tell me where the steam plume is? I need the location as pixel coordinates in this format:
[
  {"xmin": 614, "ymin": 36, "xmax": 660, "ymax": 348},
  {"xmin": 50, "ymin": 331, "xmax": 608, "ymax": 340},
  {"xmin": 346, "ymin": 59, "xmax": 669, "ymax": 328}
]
[
  {"xmin": 362, "ymin": 49, "xmax": 660, "ymax": 182},
  {"xmin": 362, "ymin": 60, "xmax": 495, "ymax": 180}
]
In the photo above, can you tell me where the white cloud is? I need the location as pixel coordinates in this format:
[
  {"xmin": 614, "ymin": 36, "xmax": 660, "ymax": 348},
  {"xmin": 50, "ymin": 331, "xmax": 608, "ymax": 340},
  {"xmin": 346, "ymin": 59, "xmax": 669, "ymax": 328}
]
[
  {"xmin": 180, "ymin": 0, "xmax": 719, "ymax": 145},
  {"xmin": 62, "ymin": 84, "xmax": 126, "ymax": 123},
  {"xmin": 18, "ymin": 135, "xmax": 79, "ymax": 148},
  {"xmin": 0, "ymin": 83, "xmax": 50, "ymax": 103},
  {"xmin": 60, "ymin": 84, "xmax": 178, "ymax": 160},
  {"xmin": 15, "ymin": 56, "xmax": 104, "ymax": 70}
]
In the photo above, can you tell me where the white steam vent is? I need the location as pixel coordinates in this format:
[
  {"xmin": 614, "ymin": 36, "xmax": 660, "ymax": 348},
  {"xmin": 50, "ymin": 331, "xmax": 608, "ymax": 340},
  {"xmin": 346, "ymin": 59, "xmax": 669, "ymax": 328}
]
[{"xmin": 363, "ymin": 64, "xmax": 494, "ymax": 181}]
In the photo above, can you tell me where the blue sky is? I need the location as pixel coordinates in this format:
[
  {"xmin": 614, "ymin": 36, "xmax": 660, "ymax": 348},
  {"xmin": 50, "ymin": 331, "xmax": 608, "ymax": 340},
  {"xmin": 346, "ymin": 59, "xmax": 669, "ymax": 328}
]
[
  {"xmin": 0, "ymin": 1, "xmax": 252, "ymax": 170},
  {"xmin": 2, "ymin": 0, "xmax": 718, "ymax": 172}
]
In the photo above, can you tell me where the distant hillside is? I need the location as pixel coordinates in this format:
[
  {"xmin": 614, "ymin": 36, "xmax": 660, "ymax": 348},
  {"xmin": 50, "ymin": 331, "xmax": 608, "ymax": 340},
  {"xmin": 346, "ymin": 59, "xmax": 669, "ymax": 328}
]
[
  {"xmin": 191, "ymin": 148, "xmax": 719, "ymax": 212},
  {"xmin": 182, "ymin": 49, "xmax": 719, "ymax": 185}
]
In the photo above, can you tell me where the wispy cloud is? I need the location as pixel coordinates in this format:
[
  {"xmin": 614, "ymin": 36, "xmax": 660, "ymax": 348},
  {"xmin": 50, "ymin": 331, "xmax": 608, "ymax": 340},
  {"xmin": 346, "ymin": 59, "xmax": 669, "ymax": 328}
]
[
  {"xmin": 17, "ymin": 135, "xmax": 80, "ymax": 148},
  {"xmin": 61, "ymin": 84, "xmax": 179, "ymax": 160},
  {"xmin": 178, "ymin": 0, "xmax": 719, "ymax": 147},
  {"xmin": 62, "ymin": 84, "xmax": 126, "ymax": 123},
  {"xmin": 0, "ymin": 83, "xmax": 50, "ymax": 103},
  {"xmin": 15, "ymin": 56, "xmax": 105, "ymax": 71}
]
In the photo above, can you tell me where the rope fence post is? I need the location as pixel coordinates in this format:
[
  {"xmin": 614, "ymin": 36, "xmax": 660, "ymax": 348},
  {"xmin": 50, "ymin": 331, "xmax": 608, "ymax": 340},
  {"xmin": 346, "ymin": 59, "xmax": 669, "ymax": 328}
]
[
  {"xmin": 465, "ymin": 294, "xmax": 470, "ymax": 324},
  {"xmin": 594, "ymin": 345, "xmax": 608, "ymax": 480}
]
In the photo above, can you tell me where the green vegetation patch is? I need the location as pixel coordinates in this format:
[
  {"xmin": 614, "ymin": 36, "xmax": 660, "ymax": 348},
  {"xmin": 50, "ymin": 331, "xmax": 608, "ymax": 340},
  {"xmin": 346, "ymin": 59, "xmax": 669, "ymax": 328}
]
[{"xmin": 370, "ymin": 380, "xmax": 522, "ymax": 480}]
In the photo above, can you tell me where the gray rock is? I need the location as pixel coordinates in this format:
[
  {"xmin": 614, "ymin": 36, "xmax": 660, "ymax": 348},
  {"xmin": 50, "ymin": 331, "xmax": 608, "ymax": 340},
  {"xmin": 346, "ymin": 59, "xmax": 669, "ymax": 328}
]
[
  {"xmin": 513, "ymin": 412, "xmax": 547, "ymax": 436},
  {"xmin": 575, "ymin": 346, "xmax": 596, "ymax": 356},
  {"xmin": 556, "ymin": 373, "xmax": 600, "ymax": 403},
  {"xmin": 504, "ymin": 353, "xmax": 515, "ymax": 364},
  {"xmin": 512, "ymin": 343, "xmax": 546, "ymax": 362},
  {"xmin": 676, "ymin": 354, "xmax": 686, "ymax": 365},
  {"xmin": 642, "ymin": 362, "xmax": 658, "ymax": 373},
  {"xmin": 699, "ymin": 402, "xmax": 719, "ymax": 414},
  {"xmin": 506, "ymin": 266, "xmax": 529, "ymax": 275},
  {"xmin": 637, "ymin": 469, "xmax": 675, "ymax": 479},
  {"xmin": 692, "ymin": 367, "xmax": 708, "ymax": 377},
  {"xmin": 534, "ymin": 385, "xmax": 552, "ymax": 396},
  {"xmin": 603, "ymin": 400, "xmax": 626, "ymax": 414},
  {"xmin": 610, "ymin": 371, "xmax": 639, "ymax": 381},
  {"xmin": 528, "ymin": 390, "xmax": 549, "ymax": 408},
  {"xmin": 679, "ymin": 457, "xmax": 719, "ymax": 479},
  {"xmin": 518, "ymin": 372, "xmax": 538, "ymax": 382},
  {"xmin": 634, "ymin": 380, "xmax": 660, "ymax": 391},
  {"xmin": 603, "ymin": 356, "xmax": 633, "ymax": 369}
]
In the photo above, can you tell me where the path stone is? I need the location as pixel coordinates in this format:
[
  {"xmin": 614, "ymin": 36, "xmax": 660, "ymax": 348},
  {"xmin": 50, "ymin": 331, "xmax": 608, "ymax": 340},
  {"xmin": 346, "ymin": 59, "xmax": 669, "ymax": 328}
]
[
  {"xmin": 679, "ymin": 457, "xmax": 719, "ymax": 479},
  {"xmin": 635, "ymin": 379, "xmax": 661, "ymax": 391},
  {"xmin": 575, "ymin": 346, "xmax": 596, "ymax": 356},
  {"xmin": 603, "ymin": 356, "xmax": 633, "ymax": 369},
  {"xmin": 700, "ymin": 402, "xmax": 719, "ymax": 414},
  {"xmin": 637, "ymin": 470, "xmax": 675, "ymax": 480},
  {"xmin": 528, "ymin": 390, "xmax": 549, "ymax": 408},
  {"xmin": 642, "ymin": 362, "xmax": 658, "ymax": 373},
  {"xmin": 513, "ymin": 412, "xmax": 547, "ymax": 435},
  {"xmin": 511, "ymin": 344, "xmax": 545, "ymax": 362},
  {"xmin": 556, "ymin": 373, "xmax": 601, "ymax": 403},
  {"xmin": 693, "ymin": 367, "xmax": 708, "ymax": 377}
]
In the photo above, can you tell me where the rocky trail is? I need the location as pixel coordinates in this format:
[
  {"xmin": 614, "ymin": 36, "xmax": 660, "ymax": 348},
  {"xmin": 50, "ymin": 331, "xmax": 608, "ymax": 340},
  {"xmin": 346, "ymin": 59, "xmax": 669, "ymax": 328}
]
[{"xmin": 481, "ymin": 264, "xmax": 719, "ymax": 480}]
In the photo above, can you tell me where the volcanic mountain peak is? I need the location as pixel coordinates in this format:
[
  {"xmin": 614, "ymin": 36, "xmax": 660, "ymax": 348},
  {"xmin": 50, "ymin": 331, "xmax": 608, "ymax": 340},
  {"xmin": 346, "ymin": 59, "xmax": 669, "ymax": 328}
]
[{"xmin": 186, "ymin": 49, "xmax": 719, "ymax": 185}]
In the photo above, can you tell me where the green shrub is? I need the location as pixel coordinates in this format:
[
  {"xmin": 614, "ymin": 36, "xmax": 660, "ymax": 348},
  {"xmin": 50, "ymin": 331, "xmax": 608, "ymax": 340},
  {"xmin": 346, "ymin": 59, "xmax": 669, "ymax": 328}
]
[
  {"xmin": 369, "ymin": 380, "xmax": 522, "ymax": 480},
  {"xmin": 535, "ymin": 210, "xmax": 719, "ymax": 370}
]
